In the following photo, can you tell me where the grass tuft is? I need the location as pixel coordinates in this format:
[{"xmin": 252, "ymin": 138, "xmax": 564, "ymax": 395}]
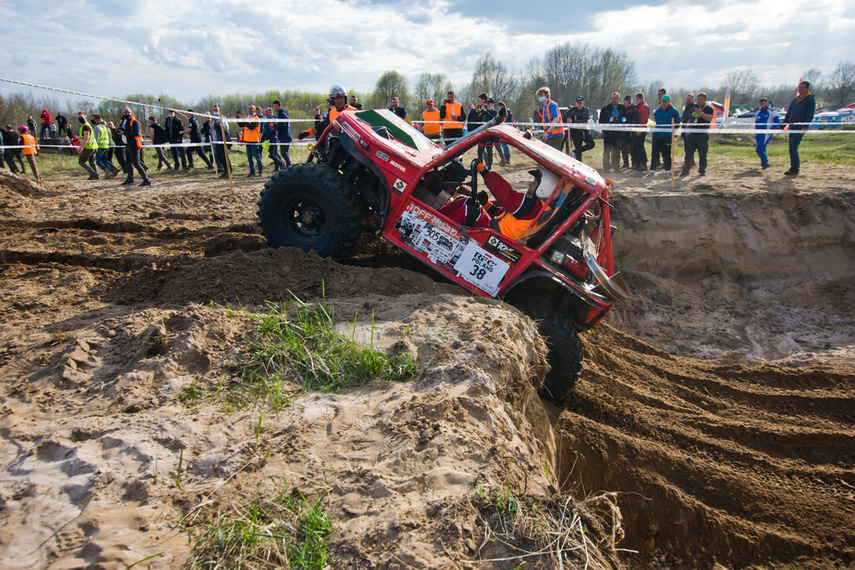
[
  {"xmin": 241, "ymin": 298, "xmax": 417, "ymax": 394},
  {"xmin": 185, "ymin": 486, "xmax": 331, "ymax": 570},
  {"xmin": 178, "ymin": 298, "xmax": 417, "ymax": 412},
  {"xmin": 467, "ymin": 486, "xmax": 624, "ymax": 568}
]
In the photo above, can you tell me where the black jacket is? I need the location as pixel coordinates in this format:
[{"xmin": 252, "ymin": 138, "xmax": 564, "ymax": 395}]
[
  {"xmin": 149, "ymin": 122, "xmax": 168, "ymax": 144},
  {"xmin": 599, "ymin": 103, "xmax": 627, "ymax": 142},
  {"xmin": 164, "ymin": 116, "xmax": 184, "ymax": 142}
]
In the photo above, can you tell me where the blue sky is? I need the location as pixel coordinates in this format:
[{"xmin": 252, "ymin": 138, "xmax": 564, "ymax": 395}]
[{"xmin": 1, "ymin": 0, "xmax": 852, "ymax": 104}]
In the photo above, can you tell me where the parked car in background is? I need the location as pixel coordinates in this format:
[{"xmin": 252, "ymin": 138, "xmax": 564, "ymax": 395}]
[
  {"xmin": 809, "ymin": 108, "xmax": 855, "ymax": 129},
  {"xmin": 722, "ymin": 104, "xmax": 786, "ymax": 129}
]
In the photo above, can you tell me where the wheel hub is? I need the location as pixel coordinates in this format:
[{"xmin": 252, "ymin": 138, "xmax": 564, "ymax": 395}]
[{"xmin": 288, "ymin": 199, "xmax": 326, "ymax": 237}]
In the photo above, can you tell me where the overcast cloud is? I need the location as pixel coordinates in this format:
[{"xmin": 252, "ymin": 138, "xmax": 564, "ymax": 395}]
[{"xmin": 1, "ymin": 0, "xmax": 852, "ymax": 105}]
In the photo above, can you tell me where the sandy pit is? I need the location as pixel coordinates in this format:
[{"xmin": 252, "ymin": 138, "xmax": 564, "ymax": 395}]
[{"xmin": 0, "ymin": 156, "xmax": 853, "ymax": 569}]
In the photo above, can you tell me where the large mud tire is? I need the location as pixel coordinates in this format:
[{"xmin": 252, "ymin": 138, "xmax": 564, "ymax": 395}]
[
  {"xmin": 257, "ymin": 163, "xmax": 362, "ymax": 261},
  {"xmin": 511, "ymin": 296, "xmax": 583, "ymax": 406}
]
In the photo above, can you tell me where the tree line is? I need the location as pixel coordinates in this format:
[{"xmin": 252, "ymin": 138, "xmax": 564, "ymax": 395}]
[{"xmin": 1, "ymin": 47, "xmax": 852, "ymax": 130}]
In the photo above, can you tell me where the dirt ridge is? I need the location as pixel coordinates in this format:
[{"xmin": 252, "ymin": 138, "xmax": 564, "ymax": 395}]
[{"xmin": 1, "ymin": 163, "xmax": 853, "ymax": 569}]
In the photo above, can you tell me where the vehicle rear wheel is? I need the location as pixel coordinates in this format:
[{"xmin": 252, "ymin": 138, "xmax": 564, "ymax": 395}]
[
  {"xmin": 257, "ymin": 162, "xmax": 362, "ymax": 261},
  {"xmin": 510, "ymin": 294, "xmax": 583, "ymax": 406}
]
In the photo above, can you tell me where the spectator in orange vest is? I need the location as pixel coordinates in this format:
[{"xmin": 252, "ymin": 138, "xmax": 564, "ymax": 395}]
[
  {"xmin": 439, "ymin": 91, "xmax": 464, "ymax": 143},
  {"xmin": 419, "ymin": 99, "xmax": 441, "ymax": 141},
  {"xmin": 300, "ymin": 85, "xmax": 355, "ymax": 140},
  {"xmin": 18, "ymin": 126, "xmax": 40, "ymax": 181},
  {"xmin": 237, "ymin": 105, "xmax": 263, "ymax": 177},
  {"xmin": 116, "ymin": 107, "xmax": 152, "ymax": 186},
  {"xmin": 537, "ymin": 87, "xmax": 564, "ymax": 151}
]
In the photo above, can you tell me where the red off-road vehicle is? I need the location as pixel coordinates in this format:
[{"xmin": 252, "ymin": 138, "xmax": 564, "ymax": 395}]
[{"xmin": 257, "ymin": 108, "xmax": 628, "ymax": 404}]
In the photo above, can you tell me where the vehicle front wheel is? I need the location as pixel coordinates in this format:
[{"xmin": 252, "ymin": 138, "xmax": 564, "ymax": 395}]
[
  {"xmin": 509, "ymin": 295, "xmax": 583, "ymax": 406},
  {"xmin": 257, "ymin": 162, "xmax": 362, "ymax": 261}
]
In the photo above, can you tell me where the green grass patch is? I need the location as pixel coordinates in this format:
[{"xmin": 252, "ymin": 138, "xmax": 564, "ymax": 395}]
[
  {"xmin": 185, "ymin": 486, "xmax": 332, "ymax": 570},
  {"xmin": 178, "ymin": 298, "xmax": 417, "ymax": 412},
  {"xmin": 243, "ymin": 298, "xmax": 417, "ymax": 393},
  {"xmin": 707, "ymin": 132, "xmax": 855, "ymax": 167}
]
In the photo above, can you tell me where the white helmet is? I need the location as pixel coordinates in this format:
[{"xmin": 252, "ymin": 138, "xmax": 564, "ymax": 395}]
[
  {"xmin": 329, "ymin": 85, "xmax": 347, "ymax": 98},
  {"xmin": 529, "ymin": 167, "xmax": 562, "ymax": 199}
]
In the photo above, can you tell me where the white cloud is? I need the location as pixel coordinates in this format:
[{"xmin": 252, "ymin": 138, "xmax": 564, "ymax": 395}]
[{"xmin": 0, "ymin": 0, "xmax": 852, "ymax": 105}]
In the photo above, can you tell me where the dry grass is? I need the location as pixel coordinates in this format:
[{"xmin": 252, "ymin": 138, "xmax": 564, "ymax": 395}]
[{"xmin": 465, "ymin": 486, "xmax": 625, "ymax": 569}]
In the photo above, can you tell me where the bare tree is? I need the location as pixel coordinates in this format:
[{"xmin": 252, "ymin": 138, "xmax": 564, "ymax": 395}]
[
  {"xmin": 521, "ymin": 44, "xmax": 635, "ymax": 112},
  {"xmin": 825, "ymin": 61, "xmax": 855, "ymax": 107},
  {"xmin": 538, "ymin": 43, "xmax": 591, "ymax": 104},
  {"xmin": 722, "ymin": 69, "xmax": 761, "ymax": 105},
  {"xmin": 466, "ymin": 53, "xmax": 517, "ymax": 107},
  {"xmin": 414, "ymin": 73, "xmax": 452, "ymax": 107},
  {"xmin": 579, "ymin": 48, "xmax": 636, "ymax": 107},
  {"xmin": 801, "ymin": 67, "xmax": 823, "ymax": 92},
  {"xmin": 639, "ymin": 80, "xmax": 668, "ymax": 102}
]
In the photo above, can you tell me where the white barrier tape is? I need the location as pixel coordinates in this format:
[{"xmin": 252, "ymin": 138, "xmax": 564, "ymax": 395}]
[
  {"xmin": 0, "ymin": 76, "xmax": 185, "ymax": 115},
  {"xmin": 1, "ymin": 73, "xmax": 845, "ymax": 145},
  {"xmin": 409, "ymin": 119, "xmax": 843, "ymax": 137},
  {"xmin": 0, "ymin": 77, "xmax": 324, "ymax": 126},
  {"xmin": 506, "ymin": 120, "xmax": 822, "ymax": 131},
  {"xmin": 4, "ymin": 123, "xmax": 840, "ymax": 152},
  {"xmin": 2, "ymin": 139, "xmax": 314, "ymax": 151},
  {"xmin": 3, "ymin": 75, "xmax": 845, "ymax": 135}
]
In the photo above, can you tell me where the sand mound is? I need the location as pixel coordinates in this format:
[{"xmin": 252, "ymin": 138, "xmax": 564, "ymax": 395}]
[{"xmin": 0, "ymin": 158, "xmax": 853, "ymax": 568}]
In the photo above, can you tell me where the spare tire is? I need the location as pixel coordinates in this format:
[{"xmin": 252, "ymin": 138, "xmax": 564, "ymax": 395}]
[{"xmin": 257, "ymin": 163, "xmax": 362, "ymax": 261}]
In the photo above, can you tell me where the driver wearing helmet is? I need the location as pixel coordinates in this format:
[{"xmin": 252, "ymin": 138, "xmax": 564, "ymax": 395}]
[
  {"xmin": 477, "ymin": 162, "xmax": 556, "ymax": 239},
  {"xmin": 438, "ymin": 163, "xmax": 559, "ymax": 240},
  {"xmin": 298, "ymin": 84, "xmax": 356, "ymax": 140}
]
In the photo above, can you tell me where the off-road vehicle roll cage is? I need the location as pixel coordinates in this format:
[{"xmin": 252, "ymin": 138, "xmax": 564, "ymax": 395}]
[{"xmin": 257, "ymin": 107, "xmax": 628, "ymax": 404}]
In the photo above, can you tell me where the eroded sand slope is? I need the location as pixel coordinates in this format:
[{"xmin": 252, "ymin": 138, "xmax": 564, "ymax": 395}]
[{"xmin": 0, "ymin": 161, "xmax": 853, "ymax": 569}]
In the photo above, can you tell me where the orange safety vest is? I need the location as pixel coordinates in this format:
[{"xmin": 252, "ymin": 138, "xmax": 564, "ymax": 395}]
[
  {"xmin": 126, "ymin": 117, "xmax": 143, "ymax": 148},
  {"xmin": 442, "ymin": 101, "xmax": 463, "ymax": 130},
  {"xmin": 496, "ymin": 213, "xmax": 535, "ymax": 240},
  {"xmin": 422, "ymin": 109, "xmax": 441, "ymax": 135},
  {"xmin": 21, "ymin": 133, "xmax": 38, "ymax": 155},
  {"xmin": 242, "ymin": 116, "xmax": 261, "ymax": 143},
  {"xmin": 544, "ymin": 99, "xmax": 563, "ymax": 136},
  {"xmin": 329, "ymin": 104, "xmax": 356, "ymax": 123}
]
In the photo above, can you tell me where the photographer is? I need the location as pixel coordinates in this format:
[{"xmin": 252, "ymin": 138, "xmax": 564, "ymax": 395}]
[{"xmin": 467, "ymin": 93, "xmax": 495, "ymax": 169}]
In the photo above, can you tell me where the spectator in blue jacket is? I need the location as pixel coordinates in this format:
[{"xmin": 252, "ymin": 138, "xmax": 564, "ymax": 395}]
[
  {"xmin": 754, "ymin": 98, "xmax": 780, "ymax": 169},
  {"xmin": 262, "ymin": 107, "xmax": 287, "ymax": 172},
  {"xmin": 782, "ymin": 81, "xmax": 816, "ymax": 176},
  {"xmin": 273, "ymin": 100, "xmax": 292, "ymax": 167},
  {"xmin": 646, "ymin": 95, "xmax": 681, "ymax": 177}
]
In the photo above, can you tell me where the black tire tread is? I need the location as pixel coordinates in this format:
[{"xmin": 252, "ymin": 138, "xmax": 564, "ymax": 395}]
[
  {"xmin": 257, "ymin": 163, "xmax": 362, "ymax": 261},
  {"xmin": 511, "ymin": 295, "xmax": 583, "ymax": 406}
]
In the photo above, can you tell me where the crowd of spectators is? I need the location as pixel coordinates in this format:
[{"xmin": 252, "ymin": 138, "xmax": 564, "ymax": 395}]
[{"xmin": 0, "ymin": 81, "xmax": 817, "ymax": 184}]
